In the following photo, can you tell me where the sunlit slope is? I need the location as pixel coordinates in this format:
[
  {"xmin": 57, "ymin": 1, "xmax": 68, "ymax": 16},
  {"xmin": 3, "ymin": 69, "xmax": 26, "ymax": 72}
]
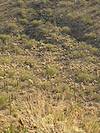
[
  {"xmin": 0, "ymin": 0, "xmax": 100, "ymax": 132},
  {"xmin": 0, "ymin": 34, "xmax": 100, "ymax": 132}
]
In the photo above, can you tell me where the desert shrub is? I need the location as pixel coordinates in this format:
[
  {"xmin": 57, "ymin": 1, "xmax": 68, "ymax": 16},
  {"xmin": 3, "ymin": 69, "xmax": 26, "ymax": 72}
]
[
  {"xmin": 16, "ymin": 0, "xmax": 25, "ymax": 7},
  {"xmin": 61, "ymin": 26, "xmax": 71, "ymax": 35},
  {"xmin": 85, "ymin": 56, "xmax": 97, "ymax": 63},
  {"xmin": 75, "ymin": 72, "xmax": 95, "ymax": 83},
  {"xmin": 0, "ymin": 34, "xmax": 11, "ymax": 44},
  {"xmin": 7, "ymin": 79, "xmax": 19, "ymax": 89},
  {"xmin": 81, "ymin": 15, "xmax": 93, "ymax": 25},
  {"xmin": 19, "ymin": 18, "xmax": 28, "ymax": 25},
  {"xmin": 84, "ymin": 32, "xmax": 97, "ymax": 40},
  {"xmin": 25, "ymin": 20, "xmax": 45, "ymax": 39},
  {"xmin": 19, "ymin": 70, "xmax": 33, "ymax": 82},
  {"xmin": 46, "ymin": 65, "xmax": 58, "ymax": 78},
  {"xmin": 0, "ymin": 95, "xmax": 8, "ymax": 109},
  {"xmin": 70, "ymin": 50, "xmax": 86, "ymax": 58},
  {"xmin": 83, "ymin": 116, "xmax": 100, "ymax": 133},
  {"xmin": 17, "ymin": 8, "xmax": 28, "ymax": 18},
  {"xmin": 67, "ymin": 12, "xmax": 78, "ymax": 20},
  {"xmin": 45, "ymin": 44, "xmax": 56, "ymax": 52},
  {"xmin": 6, "ymin": 69, "xmax": 16, "ymax": 78},
  {"xmin": 4, "ymin": 124, "xmax": 28, "ymax": 133},
  {"xmin": 24, "ymin": 40, "xmax": 33, "ymax": 49},
  {"xmin": 31, "ymin": 20, "xmax": 43, "ymax": 27},
  {"xmin": 0, "ymin": 70, "xmax": 5, "ymax": 77},
  {"xmin": 39, "ymin": 80, "xmax": 51, "ymax": 90},
  {"xmin": 41, "ymin": 8, "xmax": 53, "ymax": 21},
  {"xmin": 8, "ymin": 45, "xmax": 24, "ymax": 54},
  {"xmin": 0, "ymin": 56, "xmax": 12, "ymax": 65},
  {"xmin": 87, "ymin": 45, "xmax": 99, "ymax": 56},
  {"xmin": 5, "ymin": 23, "xmax": 19, "ymax": 35}
]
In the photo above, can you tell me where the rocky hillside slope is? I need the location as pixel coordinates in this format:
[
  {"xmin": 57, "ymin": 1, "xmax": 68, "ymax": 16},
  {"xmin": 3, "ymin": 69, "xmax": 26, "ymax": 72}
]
[{"xmin": 0, "ymin": 0, "xmax": 100, "ymax": 132}]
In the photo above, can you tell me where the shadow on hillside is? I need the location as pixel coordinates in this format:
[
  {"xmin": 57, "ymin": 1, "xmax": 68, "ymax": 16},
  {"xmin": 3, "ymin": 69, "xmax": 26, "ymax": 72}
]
[{"xmin": 57, "ymin": 17, "xmax": 100, "ymax": 48}]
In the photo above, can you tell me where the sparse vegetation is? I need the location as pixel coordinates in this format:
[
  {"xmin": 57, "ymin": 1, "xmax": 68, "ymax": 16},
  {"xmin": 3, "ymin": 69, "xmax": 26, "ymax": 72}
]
[{"xmin": 0, "ymin": 0, "xmax": 100, "ymax": 132}]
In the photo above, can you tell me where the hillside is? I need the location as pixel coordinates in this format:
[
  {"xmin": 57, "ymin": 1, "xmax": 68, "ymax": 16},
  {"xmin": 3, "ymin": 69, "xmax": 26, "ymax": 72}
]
[
  {"xmin": 0, "ymin": 0, "xmax": 100, "ymax": 47},
  {"xmin": 0, "ymin": 0, "xmax": 100, "ymax": 133}
]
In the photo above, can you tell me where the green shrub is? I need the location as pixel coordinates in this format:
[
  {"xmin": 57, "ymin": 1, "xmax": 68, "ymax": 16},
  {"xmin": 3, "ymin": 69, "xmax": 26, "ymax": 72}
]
[
  {"xmin": 4, "ymin": 124, "xmax": 28, "ymax": 133},
  {"xmin": 71, "ymin": 50, "xmax": 86, "ymax": 58},
  {"xmin": 46, "ymin": 65, "xmax": 58, "ymax": 78},
  {"xmin": 81, "ymin": 15, "xmax": 93, "ymax": 25},
  {"xmin": 67, "ymin": 12, "xmax": 78, "ymax": 20},
  {"xmin": 31, "ymin": 20, "xmax": 43, "ymax": 27},
  {"xmin": 17, "ymin": 0, "xmax": 25, "ymax": 7},
  {"xmin": 61, "ymin": 26, "xmax": 71, "ymax": 35},
  {"xmin": 17, "ymin": 8, "xmax": 28, "ymax": 18},
  {"xmin": 0, "ymin": 34, "xmax": 11, "ymax": 44},
  {"xmin": 0, "ymin": 56, "xmax": 12, "ymax": 65},
  {"xmin": 0, "ymin": 95, "xmax": 8, "ymax": 109},
  {"xmin": 19, "ymin": 18, "xmax": 28, "ymax": 25},
  {"xmin": 6, "ymin": 23, "xmax": 19, "ymax": 35},
  {"xmin": 84, "ymin": 32, "xmax": 97, "ymax": 39},
  {"xmin": 19, "ymin": 70, "xmax": 33, "ymax": 82},
  {"xmin": 24, "ymin": 40, "xmax": 33, "ymax": 49},
  {"xmin": 75, "ymin": 72, "xmax": 95, "ymax": 83}
]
